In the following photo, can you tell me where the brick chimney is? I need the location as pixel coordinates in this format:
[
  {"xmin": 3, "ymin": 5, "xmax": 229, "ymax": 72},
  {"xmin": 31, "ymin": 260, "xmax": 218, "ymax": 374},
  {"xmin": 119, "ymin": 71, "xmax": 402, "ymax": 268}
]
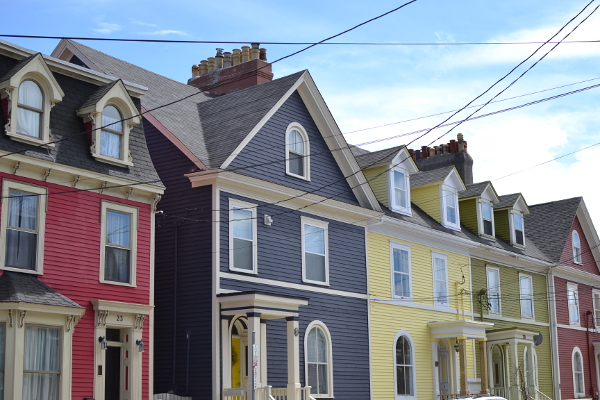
[
  {"xmin": 408, "ymin": 133, "xmax": 474, "ymax": 185},
  {"xmin": 188, "ymin": 43, "xmax": 273, "ymax": 95}
]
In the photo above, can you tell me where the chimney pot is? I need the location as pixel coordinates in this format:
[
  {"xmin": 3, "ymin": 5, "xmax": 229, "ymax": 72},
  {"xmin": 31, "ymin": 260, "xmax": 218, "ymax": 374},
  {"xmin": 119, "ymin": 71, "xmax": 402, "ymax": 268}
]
[
  {"xmin": 207, "ymin": 57, "xmax": 216, "ymax": 72},
  {"xmin": 429, "ymin": 148, "xmax": 435, "ymax": 157},
  {"xmin": 251, "ymin": 43, "xmax": 260, "ymax": 60},
  {"xmin": 259, "ymin": 48, "xmax": 267, "ymax": 61},
  {"xmin": 192, "ymin": 64, "xmax": 200, "ymax": 77},
  {"xmin": 216, "ymin": 48, "xmax": 224, "ymax": 56},
  {"xmin": 415, "ymin": 149, "xmax": 421, "ymax": 160},
  {"xmin": 223, "ymin": 52, "xmax": 232, "ymax": 68},
  {"xmin": 200, "ymin": 60, "xmax": 208, "ymax": 75},
  {"xmin": 232, "ymin": 49, "xmax": 241, "ymax": 66},
  {"xmin": 241, "ymin": 46, "xmax": 250, "ymax": 63},
  {"xmin": 214, "ymin": 50, "xmax": 224, "ymax": 69}
]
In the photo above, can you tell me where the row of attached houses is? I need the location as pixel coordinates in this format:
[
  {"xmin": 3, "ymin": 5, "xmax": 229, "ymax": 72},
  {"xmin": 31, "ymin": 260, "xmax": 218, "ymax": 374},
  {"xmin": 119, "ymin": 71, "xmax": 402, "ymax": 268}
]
[{"xmin": 0, "ymin": 37, "xmax": 599, "ymax": 400}]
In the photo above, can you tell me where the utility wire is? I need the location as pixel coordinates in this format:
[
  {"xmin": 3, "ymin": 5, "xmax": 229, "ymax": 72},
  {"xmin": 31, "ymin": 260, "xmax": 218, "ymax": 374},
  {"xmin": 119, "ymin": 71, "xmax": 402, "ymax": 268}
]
[{"xmin": 2, "ymin": 34, "xmax": 600, "ymax": 46}]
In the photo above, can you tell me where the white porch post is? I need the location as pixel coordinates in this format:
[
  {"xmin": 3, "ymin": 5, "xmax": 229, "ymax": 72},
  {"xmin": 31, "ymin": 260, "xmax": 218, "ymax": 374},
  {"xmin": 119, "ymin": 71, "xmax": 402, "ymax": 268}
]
[
  {"xmin": 431, "ymin": 339, "xmax": 440, "ymax": 399},
  {"xmin": 261, "ymin": 320, "xmax": 268, "ymax": 387},
  {"xmin": 508, "ymin": 339, "xmax": 519, "ymax": 400},
  {"xmin": 221, "ymin": 316, "xmax": 232, "ymax": 390},
  {"xmin": 287, "ymin": 316, "xmax": 301, "ymax": 400},
  {"xmin": 247, "ymin": 312, "xmax": 262, "ymax": 400}
]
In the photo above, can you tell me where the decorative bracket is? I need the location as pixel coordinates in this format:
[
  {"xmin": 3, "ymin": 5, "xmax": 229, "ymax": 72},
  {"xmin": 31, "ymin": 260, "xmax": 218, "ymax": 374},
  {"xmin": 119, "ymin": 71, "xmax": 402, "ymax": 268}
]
[
  {"xmin": 96, "ymin": 310, "xmax": 109, "ymax": 326},
  {"xmin": 152, "ymin": 194, "xmax": 162, "ymax": 213},
  {"xmin": 12, "ymin": 161, "xmax": 20, "ymax": 175},
  {"xmin": 99, "ymin": 181, "xmax": 108, "ymax": 194},
  {"xmin": 134, "ymin": 314, "xmax": 146, "ymax": 330},
  {"xmin": 66, "ymin": 315, "xmax": 76, "ymax": 332},
  {"xmin": 125, "ymin": 187, "xmax": 133, "ymax": 200},
  {"xmin": 19, "ymin": 310, "xmax": 27, "ymax": 327},
  {"xmin": 43, "ymin": 168, "xmax": 52, "ymax": 182},
  {"xmin": 72, "ymin": 175, "xmax": 80, "ymax": 188},
  {"xmin": 8, "ymin": 309, "xmax": 13, "ymax": 328}
]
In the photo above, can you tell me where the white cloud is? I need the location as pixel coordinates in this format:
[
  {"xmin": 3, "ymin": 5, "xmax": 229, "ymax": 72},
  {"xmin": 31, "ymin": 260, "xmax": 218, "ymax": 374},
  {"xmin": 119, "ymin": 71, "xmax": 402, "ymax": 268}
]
[
  {"xmin": 139, "ymin": 30, "xmax": 188, "ymax": 36},
  {"xmin": 131, "ymin": 19, "xmax": 158, "ymax": 27},
  {"xmin": 93, "ymin": 22, "xmax": 122, "ymax": 34}
]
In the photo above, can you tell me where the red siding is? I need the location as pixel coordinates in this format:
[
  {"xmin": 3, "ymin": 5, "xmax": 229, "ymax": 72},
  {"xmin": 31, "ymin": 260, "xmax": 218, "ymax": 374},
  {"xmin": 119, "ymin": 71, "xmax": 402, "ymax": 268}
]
[
  {"xmin": 560, "ymin": 216, "xmax": 599, "ymax": 275},
  {"xmin": 0, "ymin": 172, "xmax": 152, "ymax": 399}
]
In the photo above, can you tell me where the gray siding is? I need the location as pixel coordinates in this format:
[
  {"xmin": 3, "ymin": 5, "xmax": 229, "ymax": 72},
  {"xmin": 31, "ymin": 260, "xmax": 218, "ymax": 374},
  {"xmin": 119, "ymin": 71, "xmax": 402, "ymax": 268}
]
[
  {"xmin": 227, "ymin": 91, "xmax": 359, "ymax": 205},
  {"xmin": 220, "ymin": 279, "xmax": 371, "ymax": 400},
  {"xmin": 220, "ymin": 191, "xmax": 367, "ymax": 294}
]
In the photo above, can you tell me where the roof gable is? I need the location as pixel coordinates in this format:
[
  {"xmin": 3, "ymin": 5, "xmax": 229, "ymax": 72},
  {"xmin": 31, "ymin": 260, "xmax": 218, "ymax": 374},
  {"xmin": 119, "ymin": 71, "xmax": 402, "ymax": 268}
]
[{"xmin": 495, "ymin": 193, "xmax": 529, "ymax": 214}]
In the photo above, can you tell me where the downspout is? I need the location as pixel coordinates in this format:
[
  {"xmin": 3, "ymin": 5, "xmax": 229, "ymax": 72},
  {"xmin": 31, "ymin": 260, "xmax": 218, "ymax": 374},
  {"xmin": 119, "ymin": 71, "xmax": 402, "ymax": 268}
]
[
  {"xmin": 172, "ymin": 222, "xmax": 181, "ymax": 392},
  {"xmin": 185, "ymin": 331, "xmax": 191, "ymax": 395},
  {"xmin": 587, "ymin": 311, "xmax": 594, "ymax": 399}
]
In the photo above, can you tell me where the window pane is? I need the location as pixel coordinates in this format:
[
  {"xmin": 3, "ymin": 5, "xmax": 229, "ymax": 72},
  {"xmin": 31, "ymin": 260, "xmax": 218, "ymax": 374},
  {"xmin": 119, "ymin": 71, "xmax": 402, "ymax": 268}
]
[
  {"xmin": 288, "ymin": 153, "xmax": 304, "ymax": 176},
  {"xmin": 23, "ymin": 373, "xmax": 58, "ymax": 400},
  {"xmin": 232, "ymin": 208, "xmax": 253, "ymax": 241},
  {"xmin": 305, "ymin": 225, "xmax": 325, "ymax": 255},
  {"xmin": 233, "ymin": 238, "xmax": 253, "ymax": 270},
  {"xmin": 5, "ymin": 229, "xmax": 37, "ymax": 270},
  {"xmin": 288, "ymin": 130, "xmax": 305, "ymax": 154},
  {"xmin": 515, "ymin": 230, "xmax": 524, "ymax": 246},
  {"xmin": 106, "ymin": 211, "xmax": 130, "ymax": 247},
  {"xmin": 394, "ymin": 273, "xmax": 410, "ymax": 298},
  {"xmin": 17, "ymin": 107, "xmax": 42, "ymax": 138},
  {"xmin": 8, "ymin": 190, "xmax": 38, "ymax": 230},
  {"xmin": 520, "ymin": 277, "xmax": 532, "ymax": 295},
  {"xmin": 514, "ymin": 214, "xmax": 523, "ymax": 230},
  {"xmin": 487, "ymin": 270, "xmax": 499, "ymax": 289},
  {"xmin": 307, "ymin": 328, "xmax": 317, "ymax": 362},
  {"xmin": 105, "ymin": 247, "xmax": 131, "ymax": 282},
  {"xmin": 18, "ymin": 81, "xmax": 43, "ymax": 109},
  {"xmin": 100, "ymin": 130, "xmax": 122, "ymax": 158},
  {"xmin": 445, "ymin": 191, "xmax": 457, "ymax": 224},
  {"xmin": 317, "ymin": 364, "xmax": 328, "ymax": 394},
  {"xmin": 308, "ymin": 364, "xmax": 318, "ymax": 393},
  {"xmin": 102, "ymin": 106, "xmax": 122, "ymax": 132},
  {"xmin": 317, "ymin": 328, "xmax": 327, "ymax": 363},
  {"xmin": 482, "ymin": 202, "xmax": 492, "ymax": 220},
  {"xmin": 305, "ymin": 253, "xmax": 326, "ymax": 282},
  {"xmin": 393, "ymin": 249, "xmax": 409, "ymax": 273}
]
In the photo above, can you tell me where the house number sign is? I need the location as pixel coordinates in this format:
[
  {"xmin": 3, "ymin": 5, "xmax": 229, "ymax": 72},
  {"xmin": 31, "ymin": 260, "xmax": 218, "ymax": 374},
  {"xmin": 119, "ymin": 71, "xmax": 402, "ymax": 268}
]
[{"xmin": 116, "ymin": 315, "xmax": 123, "ymax": 321}]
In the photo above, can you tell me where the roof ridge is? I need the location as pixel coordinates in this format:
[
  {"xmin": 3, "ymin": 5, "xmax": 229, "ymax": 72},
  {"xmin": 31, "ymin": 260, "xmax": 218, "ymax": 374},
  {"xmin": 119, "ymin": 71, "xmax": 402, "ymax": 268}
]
[{"xmin": 529, "ymin": 196, "xmax": 582, "ymax": 208}]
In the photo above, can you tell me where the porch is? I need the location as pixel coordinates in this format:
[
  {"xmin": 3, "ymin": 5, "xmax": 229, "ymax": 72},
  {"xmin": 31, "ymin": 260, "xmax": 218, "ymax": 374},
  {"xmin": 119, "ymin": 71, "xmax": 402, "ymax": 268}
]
[{"xmin": 218, "ymin": 291, "xmax": 315, "ymax": 400}]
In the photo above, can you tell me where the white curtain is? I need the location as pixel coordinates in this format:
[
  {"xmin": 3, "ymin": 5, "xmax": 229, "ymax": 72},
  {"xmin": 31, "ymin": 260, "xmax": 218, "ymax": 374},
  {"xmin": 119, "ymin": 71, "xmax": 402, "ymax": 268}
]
[
  {"xmin": 17, "ymin": 81, "xmax": 43, "ymax": 138},
  {"xmin": 6, "ymin": 190, "xmax": 38, "ymax": 270},
  {"xmin": 23, "ymin": 326, "xmax": 60, "ymax": 400},
  {"xmin": 100, "ymin": 106, "xmax": 123, "ymax": 158}
]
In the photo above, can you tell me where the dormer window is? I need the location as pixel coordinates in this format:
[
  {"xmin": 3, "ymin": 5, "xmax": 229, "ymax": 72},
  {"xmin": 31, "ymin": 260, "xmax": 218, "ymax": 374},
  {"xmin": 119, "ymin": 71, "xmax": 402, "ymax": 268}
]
[
  {"xmin": 481, "ymin": 200, "xmax": 494, "ymax": 236},
  {"xmin": 17, "ymin": 80, "xmax": 44, "ymax": 138},
  {"xmin": 390, "ymin": 169, "xmax": 410, "ymax": 214},
  {"xmin": 513, "ymin": 212, "xmax": 524, "ymax": 246},
  {"xmin": 286, "ymin": 124, "xmax": 310, "ymax": 180},
  {"xmin": 572, "ymin": 231, "xmax": 582, "ymax": 264},
  {"xmin": 442, "ymin": 188, "xmax": 460, "ymax": 229},
  {"xmin": 100, "ymin": 105, "xmax": 123, "ymax": 159}
]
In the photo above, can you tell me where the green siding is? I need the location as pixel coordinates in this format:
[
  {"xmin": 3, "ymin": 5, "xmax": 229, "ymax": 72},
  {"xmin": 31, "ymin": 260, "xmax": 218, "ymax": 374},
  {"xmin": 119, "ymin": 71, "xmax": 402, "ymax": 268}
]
[
  {"xmin": 364, "ymin": 166, "xmax": 389, "ymax": 207},
  {"xmin": 412, "ymin": 185, "xmax": 442, "ymax": 222},
  {"xmin": 471, "ymin": 258, "xmax": 553, "ymax": 397},
  {"xmin": 459, "ymin": 198, "xmax": 478, "ymax": 234},
  {"xmin": 495, "ymin": 209, "xmax": 510, "ymax": 243}
]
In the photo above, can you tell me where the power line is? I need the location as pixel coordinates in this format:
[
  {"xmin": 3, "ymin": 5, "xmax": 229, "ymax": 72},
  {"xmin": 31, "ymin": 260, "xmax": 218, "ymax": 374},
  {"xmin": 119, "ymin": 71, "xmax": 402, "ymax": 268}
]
[{"xmin": 2, "ymin": 34, "xmax": 600, "ymax": 46}]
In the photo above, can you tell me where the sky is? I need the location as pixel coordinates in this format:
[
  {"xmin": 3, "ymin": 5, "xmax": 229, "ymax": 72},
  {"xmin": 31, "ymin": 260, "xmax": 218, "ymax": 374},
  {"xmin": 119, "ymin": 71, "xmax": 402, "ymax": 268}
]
[{"xmin": 3, "ymin": 0, "xmax": 600, "ymax": 224}]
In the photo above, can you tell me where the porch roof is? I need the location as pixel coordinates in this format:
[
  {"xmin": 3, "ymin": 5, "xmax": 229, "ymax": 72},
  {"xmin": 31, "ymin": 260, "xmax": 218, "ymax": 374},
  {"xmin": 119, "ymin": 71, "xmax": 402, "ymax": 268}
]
[
  {"xmin": 218, "ymin": 291, "xmax": 308, "ymax": 319},
  {"xmin": 486, "ymin": 327, "xmax": 540, "ymax": 344},
  {"xmin": 428, "ymin": 319, "xmax": 493, "ymax": 340}
]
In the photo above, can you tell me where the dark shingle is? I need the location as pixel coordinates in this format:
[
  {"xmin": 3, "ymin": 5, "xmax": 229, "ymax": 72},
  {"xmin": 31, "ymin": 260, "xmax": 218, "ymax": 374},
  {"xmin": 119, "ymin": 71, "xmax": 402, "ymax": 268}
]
[
  {"xmin": 354, "ymin": 145, "xmax": 405, "ymax": 168},
  {"xmin": 410, "ymin": 165, "xmax": 454, "ymax": 187},
  {"xmin": 0, "ymin": 54, "xmax": 37, "ymax": 82},
  {"xmin": 525, "ymin": 197, "xmax": 582, "ymax": 263},
  {"xmin": 459, "ymin": 181, "xmax": 491, "ymax": 199},
  {"xmin": 494, "ymin": 193, "xmax": 522, "ymax": 209},
  {"xmin": 78, "ymin": 80, "xmax": 120, "ymax": 109},
  {"xmin": 349, "ymin": 144, "xmax": 370, "ymax": 157},
  {"xmin": 0, "ymin": 272, "xmax": 83, "ymax": 308}
]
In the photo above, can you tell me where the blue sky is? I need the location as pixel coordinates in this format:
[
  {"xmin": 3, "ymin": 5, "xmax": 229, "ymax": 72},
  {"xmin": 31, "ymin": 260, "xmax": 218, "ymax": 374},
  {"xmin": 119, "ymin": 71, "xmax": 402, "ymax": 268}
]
[{"xmin": 4, "ymin": 0, "xmax": 600, "ymax": 222}]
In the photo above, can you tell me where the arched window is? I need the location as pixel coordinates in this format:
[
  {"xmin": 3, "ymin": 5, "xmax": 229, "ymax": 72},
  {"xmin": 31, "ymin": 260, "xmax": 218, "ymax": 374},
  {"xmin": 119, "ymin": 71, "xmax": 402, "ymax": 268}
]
[
  {"xmin": 286, "ymin": 124, "xmax": 309, "ymax": 179},
  {"xmin": 305, "ymin": 321, "xmax": 332, "ymax": 397},
  {"xmin": 394, "ymin": 331, "xmax": 416, "ymax": 399},
  {"xmin": 573, "ymin": 231, "xmax": 582, "ymax": 264},
  {"xmin": 17, "ymin": 80, "xmax": 44, "ymax": 138},
  {"xmin": 100, "ymin": 105, "xmax": 123, "ymax": 159},
  {"xmin": 573, "ymin": 347, "xmax": 585, "ymax": 398}
]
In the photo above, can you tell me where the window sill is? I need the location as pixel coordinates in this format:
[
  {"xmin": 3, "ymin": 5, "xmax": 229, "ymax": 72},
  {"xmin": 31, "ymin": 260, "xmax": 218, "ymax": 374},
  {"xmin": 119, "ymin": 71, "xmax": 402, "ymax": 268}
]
[
  {"xmin": 302, "ymin": 278, "xmax": 330, "ymax": 287},
  {"xmin": 285, "ymin": 171, "xmax": 310, "ymax": 181},
  {"xmin": 100, "ymin": 279, "xmax": 136, "ymax": 288},
  {"xmin": 479, "ymin": 233, "xmax": 496, "ymax": 240},
  {"xmin": 441, "ymin": 222, "xmax": 461, "ymax": 231},
  {"xmin": 512, "ymin": 242, "xmax": 526, "ymax": 249},
  {"xmin": 7, "ymin": 132, "xmax": 55, "ymax": 148},
  {"xmin": 0, "ymin": 265, "xmax": 42, "ymax": 275},
  {"xmin": 93, "ymin": 153, "xmax": 133, "ymax": 168},
  {"xmin": 389, "ymin": 206, "xmax": 411, "ymax": 217},
  {"xmin": 229, "ymin": 267, "xmax": 258, "ymax": 275},
  {"xmin": 574, "ymin": 261, "xmax": 583, "ymax": 265}
]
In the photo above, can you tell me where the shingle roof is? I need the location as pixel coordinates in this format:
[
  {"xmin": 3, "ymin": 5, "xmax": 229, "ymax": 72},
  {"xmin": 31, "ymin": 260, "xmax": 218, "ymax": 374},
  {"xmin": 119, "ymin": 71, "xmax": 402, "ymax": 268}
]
[
  {"xmin": 349, "ymin": 144, "xmax": 370, "ymax": 157},
  {"xmin": 354, "ymin": 145, "xmax": 404, "ymax": 168},
  {"xmin": 410, "ymin": 165, "xmax": 454, "ymax": 187},
  {"xmin": 525, "ymin": 197, "xmax": 582, "ymax": 263},
  {"xmin": 459, "ymin": 181, "xmax": 491, "ymax": 199},
  {"xmin": 0, "ymin": 53, "xmax": 37, "ymax": 82},
  {"xmin": 494, "ymin": 193, "xmax": 522, "ymax": 209},
  {"xmin": 78, "ymin": 79, "xmax": 120, "ymax": 109},
  {"xmin": 0, "ymin": 272, "xmax": 83, "ymax": 308}
]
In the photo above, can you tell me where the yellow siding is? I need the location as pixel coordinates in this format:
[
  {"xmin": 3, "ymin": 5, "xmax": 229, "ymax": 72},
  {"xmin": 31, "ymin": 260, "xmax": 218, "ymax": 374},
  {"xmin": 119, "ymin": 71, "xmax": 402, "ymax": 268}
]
[
  {"xmin": 494, "ymin": 209, "xmax": 510, "ymax": 243},
  {"xmin": 459, "ymin": 199, "xmax": 478, "ymax": 234},
  {"xmin": 369, "ymin": 232, "xmax": 477, "ymax": 400},
  {"xmin": 364, "ymin": 166, "xmax": 389, "ymax": 207},
  {"xmin": 411, "ymin": 185, "xmax": 442, "ymax": 223}
]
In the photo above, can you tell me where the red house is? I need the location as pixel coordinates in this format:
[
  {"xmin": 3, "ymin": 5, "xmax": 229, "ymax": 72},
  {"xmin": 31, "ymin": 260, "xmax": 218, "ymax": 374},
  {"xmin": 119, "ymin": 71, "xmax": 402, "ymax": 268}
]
[
  {"xmin": 527, "ymin": 197, "xmax": 600, "ymax": 400},
  {"xmin": 0, "ymin": 39, "xmax": 163, "ymax": 399}
]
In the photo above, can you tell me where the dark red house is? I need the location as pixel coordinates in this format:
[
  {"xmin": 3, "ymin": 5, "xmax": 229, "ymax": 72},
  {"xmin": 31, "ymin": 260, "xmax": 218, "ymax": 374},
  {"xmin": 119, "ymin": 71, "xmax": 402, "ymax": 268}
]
[
  {"xmin": 527, "ymin": 197, "xmax": 600, "ymax": 400},
  {"xmin": 0, "ymin": 39, "xmax": 163, "ymax": 399}
]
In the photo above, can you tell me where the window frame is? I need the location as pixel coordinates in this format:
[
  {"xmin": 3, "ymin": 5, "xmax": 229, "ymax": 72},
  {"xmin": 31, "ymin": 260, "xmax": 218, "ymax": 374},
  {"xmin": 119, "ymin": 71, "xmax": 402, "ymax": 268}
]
[
  {"xmin": 479, "ymin": 199, "xmax": 495, "ymax": 238},
  {"xmin": 285, "ymin": 123, "xmax": 310, "ymax": 181},
  {"xmin": 572, "ymin": 347, "xmax": 585, "ymax": 398},
  {"xmin": 572, "ymin": 230, "xmax": 582, "ymax": 264},
  {"xmin": 23, "ymin": 324, "xmax": 62, "ymax": 400},
  {"xmin": 301, "ymin": 217, "xmax": 329, "ymax": 286},
  {"xmin": 304, "ymin": 321, "xmax": 334, "ymax": 398},
  {"xmin": 99, "ymin": 105, "xmax": 125, "ymax": 160},
  {"xmin": 228, "ymin": 199, "xmax": 258, "ymax": 274},
  {"xmin": 388, "ymin": 168, "xmax": 411, "ymax": 215},
  {"xmin": 567, "ymin": 282, "xmax": 580, "ymax": 326},
  {"xmin": 593, "ymin": 290, "xmax": 600, "ymax": 328},
  {"xmin": 0, "ymin": 179, "xmax": 47, "ymax": 274},
  {"xmin": 393, "ymin": 330, "xmax": 417, "ymax": 400},
  {"xmin": 441, "ymin": 186, "xmax": 460, "ymax": 230},
  {"xmin": 390, "ymin": 242, "xmax": 412, "ymax": 300},
  {"xmin": 519, "ymin": 273, "xmax": 534, "ymax": 320},
  {"xmin": 99, "ymin": 201, "xmax": 139, "ymax": 287},
  {"xmin": 511, "ymin": 211, "xmax": 525, "ymax": 247},
  {"xmin": 432, "ymin": 252, "xmax": 449, "ymax": 307},
  {"xmin": 486, "ymin": 266, "xmax": 501, "ymax": 315},
  {"xmin": 16, "ymin": 80, "xmax": 44, "ymax": 139}
]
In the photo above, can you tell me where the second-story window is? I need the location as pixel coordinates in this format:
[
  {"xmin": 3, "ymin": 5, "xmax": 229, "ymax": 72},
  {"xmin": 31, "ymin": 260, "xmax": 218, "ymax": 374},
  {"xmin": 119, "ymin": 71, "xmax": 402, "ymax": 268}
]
[
  {"xmin": 100, "ymin": 105, "xmax": 123, "ymax": 159},
  {"xmin": 392, "ymin": 243, "xmax": 411, "ymax": 299},
  {"xmin": 302, "ymin": 218, "xmax": 328, "ymax": 285},
  {"xmin": 17, "ymin": 80, "xmax": 43, "ymax": 138},
  {"xmin": 229, "ymin": 200, "xmax": 257, "ymax": 274},
  {"xmin": 481, "ymin": 201, "xmax": 493, "ymax": 236},
  {"xmin": 572, "ymin": 231, "xmax": 582, "ymax": 264},
  {"xmin": 594, "ymin": 291, "xmax": 600, "ymax": 327},
  {"xmin": 519, "ymin": 274, "xmax": 534, "ymax": 319},
  {"xmin": 486, "ymin": 267, "xmax": 500, "ymax": 314},
  {"xmin": 100, "ymin": 202, "xmax": 138, "ymax": 286},
  {"xmin": 433, "ymin": 253, "xmax": 448, "ymax": 306},
  {"xmin": 567, "ymin": 283, "xmax": 580, "ymax": 325},
  {"xmin": 286, "ymin": 125, "xmax": 310, "ymax": 180},
  {"xmin": 513, "ymin": 212, "xmax": 524, "ymax": 246}
]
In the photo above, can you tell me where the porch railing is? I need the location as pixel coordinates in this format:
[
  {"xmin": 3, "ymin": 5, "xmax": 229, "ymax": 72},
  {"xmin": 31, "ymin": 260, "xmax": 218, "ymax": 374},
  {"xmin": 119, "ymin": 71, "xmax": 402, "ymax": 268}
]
[
  {"xmin": 490, "ymin": 385, "xmax": 551, "ymax": 400},
  {"xmin": 223, "ymin": 388, "xmax": 246, "ymax": 400},
  {"xmin": 223, "ymin": 386, "xmax": 315, "ymax": 400}
]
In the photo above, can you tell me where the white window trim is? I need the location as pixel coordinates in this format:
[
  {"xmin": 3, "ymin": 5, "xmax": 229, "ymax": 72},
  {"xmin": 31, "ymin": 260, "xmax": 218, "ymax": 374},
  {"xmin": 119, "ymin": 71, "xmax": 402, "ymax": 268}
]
[
  {"xmin": 0, "ymin": 54, "xmax": 64, "ymax": 147},
  {"xmin": 0, "ymin": 179, "xmax": 47, "ymax": 274},
  {"xmin": 228, "ymin": 199, "xmax": 258, "ymax": 274},
  {"xmin": 510, "ymin": 210, "xmax": 526, "ymax": 248},
  {"xmin": 519, "ymin": 273, "xmax": 534, "ymax": 320},
  {"xmin": 478, "ymin": 199, "xmax": 495, "ymax": 238},
  {"xmin": 572, "ymin": 346, "xmax": 585, "ymax": 398},
  {"xmin": 390, "ymin": 242, "xmax": 412, "ymax": 300},
  {"xmin": 572, "ymin": 230, "xmax": 582, "ymax": 264},
  {"xmin": 304, "ymin": 320, "xmax": 334, "ymax": 398},
  {"xmin": 486, "ymin": 266, "xmax": 501, "ymax": 315},
  {"xmin": 388, "ymin": 168, "xmax": 411, "ymax": 216},
  {"xmin": 593, "ymin": 289, "xmax": 600, "ymax": 328},
  {"xmin": 393, "ymin": 330, "xmax": 417, "ymax": 400},
  {"xmin": 441, "ymin": 186, "xmax": 460, "ymax": 231},
  {"xmin": 285, "ymin": 122, "xmax": 310, "ymax": 181},
  {"xmin": 99, "ymin": 200, "xmax": 139, "ymax": 287},
  {"xmin": 567, "ymin": 282, "xmax": 580, "ymax": 326},
  {"xmin": 432, "ymin": 252, "xmax": 449, "ymax": 307},
  {"xmin": 301, "ymin": 217, "xmax": 329, "ymax": 286}
]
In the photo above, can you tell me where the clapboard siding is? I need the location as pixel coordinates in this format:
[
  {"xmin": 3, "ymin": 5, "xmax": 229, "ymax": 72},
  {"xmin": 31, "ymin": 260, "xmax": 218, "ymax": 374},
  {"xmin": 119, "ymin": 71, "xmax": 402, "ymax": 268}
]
[
  {"xmin": 227, "ymin": 91, "xmax": 359, "ymax": 205},
  {"xmin": 554, "ymin": 276, "xmax": 596, "ymax": 327},
  {"xmin": 144, "ymin": 120, "xmax": 214, "ymax": 397},
  {"xmin": 459, "ymin": 199, "xmax": 478, "ymax": 234},
  {"xmin": 220, "ymin": 278, "xmax": 370, "ymax": 400},
  {"xmin": 220, "ymin": 191, "xmax": 367, "ymax": 294},
  {"xmin": 560, "ymin": 216, "xmax": 599, "ymax": 275},
  {"xmin": 557, "ymin": 326, "xmax": 595, "ymax": 399}
]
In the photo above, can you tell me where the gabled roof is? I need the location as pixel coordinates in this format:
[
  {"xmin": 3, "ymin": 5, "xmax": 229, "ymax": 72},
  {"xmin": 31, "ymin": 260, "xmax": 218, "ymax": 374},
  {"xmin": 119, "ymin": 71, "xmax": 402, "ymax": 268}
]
[
  {"xmin": 410, "ymin": 165, "xmax": 456, "ymax": 187},
  {"xmin": 494, "ymin": 193, "xmax": 521, "ymax": 209},
  {"xmin": 78, "ymin": 79, "xmax": 120, "ymax": 109},
  {"xmin": 0, "ymin": 272, "xmax": 83, "ymax": 309},
  {"xmin": 459, "ymin": 181, "xmax": 492, "ymax": 199},
  {"xmin": 354, "ymin": 145, "xmax": 405, "ymax": 168},
  {"xmin": 0, "ymin": 53, "xmax": 37, "ymax": 81}
]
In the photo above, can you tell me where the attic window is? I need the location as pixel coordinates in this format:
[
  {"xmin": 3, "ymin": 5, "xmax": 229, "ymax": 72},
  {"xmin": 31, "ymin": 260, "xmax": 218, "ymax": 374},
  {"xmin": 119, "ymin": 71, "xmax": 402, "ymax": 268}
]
[
  {"xmin": 442, "ymin": 188, "xmax": 460, "ymax": 230},
  {"xmin": 513, "ymin": 212, "xmax": 524, "ymax": 246},
  {"xmin": 572, "ymin": 231, "xmax": 582, "ymax": 264},
  {"xmin": 389, "ymin": 169, "xmax": 410, "ymax": 215},
  {"xmin": 481, "ymin": 200, "xmax": 494, "ymax": 236},
  {"xmin": 286, "ymin": 124, "xmax": 310, "ymax": 180}
]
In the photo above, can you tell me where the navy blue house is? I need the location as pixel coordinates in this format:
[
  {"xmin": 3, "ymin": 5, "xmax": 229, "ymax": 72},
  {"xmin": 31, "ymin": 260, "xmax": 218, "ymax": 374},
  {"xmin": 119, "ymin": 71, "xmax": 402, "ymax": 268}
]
[{"xmin": 52, "ymin": 41, "xmax": 382, "ymax": 400}]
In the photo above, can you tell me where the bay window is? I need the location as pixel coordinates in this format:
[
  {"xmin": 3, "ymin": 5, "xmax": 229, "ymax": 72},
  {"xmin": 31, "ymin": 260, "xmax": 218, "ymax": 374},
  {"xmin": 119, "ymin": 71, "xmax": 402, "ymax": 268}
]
[{"xmin": 23, "ymin": 326, "xmax": 60, "ymax": 400}]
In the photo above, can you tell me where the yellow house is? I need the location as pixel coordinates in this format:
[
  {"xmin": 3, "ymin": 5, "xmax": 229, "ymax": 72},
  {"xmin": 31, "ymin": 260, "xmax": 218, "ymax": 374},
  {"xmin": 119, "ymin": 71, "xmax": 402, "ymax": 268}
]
[{"xmin": 355, "ymin": 144, "xmax": 493, "ymax": 400}]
